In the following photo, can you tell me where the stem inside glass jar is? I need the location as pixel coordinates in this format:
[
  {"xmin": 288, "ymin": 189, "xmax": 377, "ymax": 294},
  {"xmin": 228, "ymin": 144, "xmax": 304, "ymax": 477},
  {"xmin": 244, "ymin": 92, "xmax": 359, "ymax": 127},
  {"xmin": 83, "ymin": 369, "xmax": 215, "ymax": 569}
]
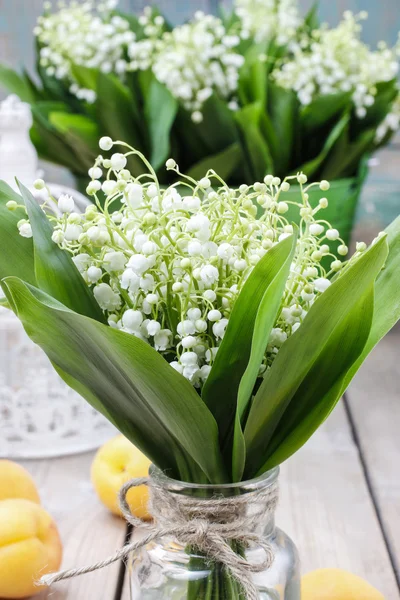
[{"xmin": 186, "ymin": 542, "xmax": 244, "ymax": 600}]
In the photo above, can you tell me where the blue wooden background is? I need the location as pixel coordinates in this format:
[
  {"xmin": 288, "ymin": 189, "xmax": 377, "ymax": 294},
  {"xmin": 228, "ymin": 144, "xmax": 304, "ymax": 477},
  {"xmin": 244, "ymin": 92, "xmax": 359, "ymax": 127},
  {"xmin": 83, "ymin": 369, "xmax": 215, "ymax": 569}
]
[{"xmin": 0, "ymin": 0, "xmax": 399, "ymax": 75}]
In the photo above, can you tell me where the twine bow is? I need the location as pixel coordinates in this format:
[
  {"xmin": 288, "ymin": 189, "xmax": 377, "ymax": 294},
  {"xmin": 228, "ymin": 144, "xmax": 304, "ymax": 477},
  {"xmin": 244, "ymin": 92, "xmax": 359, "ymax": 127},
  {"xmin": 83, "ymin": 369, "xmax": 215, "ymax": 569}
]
[{"xmin": 39, "ymin": 475, "xmax": 279, "ymax": 600}]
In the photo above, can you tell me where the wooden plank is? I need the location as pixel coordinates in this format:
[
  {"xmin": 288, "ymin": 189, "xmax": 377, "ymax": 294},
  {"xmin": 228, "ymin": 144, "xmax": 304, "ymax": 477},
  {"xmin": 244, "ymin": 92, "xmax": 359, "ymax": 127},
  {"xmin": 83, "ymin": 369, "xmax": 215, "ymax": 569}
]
[
  {"xmin": 278, "ymin": 403, "xmax": 399, "ymax": 598},
  {"xmin": 347, "ymin": 328, "xmax": 400, "ymax": 585},
  {"xmin": 20, "ymin": 451, "xmax": 128, "ymax": 600}
]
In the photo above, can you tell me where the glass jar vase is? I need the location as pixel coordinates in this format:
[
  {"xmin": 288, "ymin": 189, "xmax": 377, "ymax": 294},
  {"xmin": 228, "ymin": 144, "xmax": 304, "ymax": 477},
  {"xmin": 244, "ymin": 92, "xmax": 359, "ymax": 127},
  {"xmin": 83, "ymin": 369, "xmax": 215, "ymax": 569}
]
[{"xmin": 129, "ymin": 467, "xmax": 300, "ymax": 600}]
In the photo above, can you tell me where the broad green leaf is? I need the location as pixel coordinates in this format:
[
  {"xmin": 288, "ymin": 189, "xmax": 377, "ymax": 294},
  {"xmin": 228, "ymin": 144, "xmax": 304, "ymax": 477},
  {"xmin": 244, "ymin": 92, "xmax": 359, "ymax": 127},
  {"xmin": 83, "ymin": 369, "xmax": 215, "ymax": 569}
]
[
  {"xmin": 198, "ymin": 95, "xmax": 239, "ymax": 154},
  {"xmin": 1, "ymin": 278, "xmax": 226, "ymax": 484},
  {"xmin": 238, "ymin": 42, "xmax": 268, "ymax": 106},
  {"xmin": 0, "ymin": 64, "xmax": 35, "ymax": 102},
  {"xmin": 49, "ymin": 111, "xmax": 99, "ymax": 167},
  {"xmin": 235, "ymin": 102, "xmax": 274, "ymax": 180},
  {"xmin": 232, "ymin": 232, "xmax": 298, "ymax": 481},
  {"xmin": 323, "ymin": 127, "xmax": 375, "ymax": 180},
  {"xmin": 70, "ymin": 64, "xmax": 98, "ymax": 91},
  {"xmin": 202, "ymin": 234, "xmax": 296, "ymax": 476},
  {"xmin": 96, "ymin": 73, "xmax": 147, "ymax": 176},
  {"xmin": 0, "ymin": 182, "xmax": 36, "ymax": 287},
  {"xmin": 31, "ymin": 103, "xmax": 86, "ymax": 173},
  {"xmin": 296, "ymin": 112, "xmax": 350, "ymax": 179},
  {"xmin": 145, "ymin": 78, "xmax": 178, "ymax": 170},
  {"xmin": 259, "ymin": 285, "xmax": 374, "ymax": 470},
  {"xmin": 267, "ymin": 84, "xmax": 298, "ymax": 174},
  {"xmin": 304, "ymin": 2, "xmax": 319, "ymax": 30},
  {"xmin": 341, "ymin": 217, "xmax": 400, "ymax": 389},
  {"xmin": 186, "ymin": 142, "xmax": 243, "ymax": 181},
  {"xmin": 244, "ymin": 234, "xmax": 389, "ymax": 478},
  {"xmin": 300, "ymin": 92, "xmax": 351, "ymax": 131},
  {"xmin": 17, "ymin": 182, "xmax": 105, "ymax": 323}
]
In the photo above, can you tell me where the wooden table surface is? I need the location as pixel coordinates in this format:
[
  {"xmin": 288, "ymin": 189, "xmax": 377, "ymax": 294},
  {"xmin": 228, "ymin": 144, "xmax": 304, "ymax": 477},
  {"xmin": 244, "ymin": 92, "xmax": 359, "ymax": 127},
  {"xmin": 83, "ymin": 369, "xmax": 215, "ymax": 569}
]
[{"xmin": 17, "ymin": 328, "xmax": 399, "ymax": 600}]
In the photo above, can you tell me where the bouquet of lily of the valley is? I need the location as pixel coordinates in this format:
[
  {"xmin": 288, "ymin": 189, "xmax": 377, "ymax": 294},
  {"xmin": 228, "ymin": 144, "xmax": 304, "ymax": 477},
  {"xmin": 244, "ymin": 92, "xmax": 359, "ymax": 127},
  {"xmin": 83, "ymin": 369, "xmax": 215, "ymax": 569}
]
[
  {"xmin": 0, "ymin": 137, "xmax": 400, "ymax": 598},
  {"xmin": 1, "ymin": 0, "xmax": 399, "ymax": 192}
]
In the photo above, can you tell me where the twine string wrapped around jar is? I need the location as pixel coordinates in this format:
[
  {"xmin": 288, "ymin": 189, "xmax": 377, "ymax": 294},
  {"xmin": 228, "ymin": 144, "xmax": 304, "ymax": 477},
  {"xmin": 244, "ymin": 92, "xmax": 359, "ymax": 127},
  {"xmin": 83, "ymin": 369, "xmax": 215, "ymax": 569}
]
[{"xmin": 38, "ymin": 474, "xmax": 279, "ymax": 600}]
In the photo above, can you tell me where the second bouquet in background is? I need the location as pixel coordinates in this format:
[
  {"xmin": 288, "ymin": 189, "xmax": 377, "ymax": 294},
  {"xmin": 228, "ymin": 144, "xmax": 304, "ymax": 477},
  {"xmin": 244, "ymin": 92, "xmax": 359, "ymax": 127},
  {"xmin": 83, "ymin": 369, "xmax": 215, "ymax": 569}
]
[{"xmin": 1, "ymin": 0, "xmax": 400, "ymax": 243}]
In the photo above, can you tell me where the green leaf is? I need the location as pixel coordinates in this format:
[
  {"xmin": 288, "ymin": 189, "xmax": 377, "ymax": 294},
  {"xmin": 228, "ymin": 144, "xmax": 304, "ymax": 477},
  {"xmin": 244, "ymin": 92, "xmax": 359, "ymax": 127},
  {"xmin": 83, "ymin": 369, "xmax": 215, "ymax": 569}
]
[
  {"xmin": 322, "ymin": 127, "xmax": 376, "ymax": 180},
  {"xmin": 341, "ymin": 217, "xmax": 400, "ymax": 389},
  {"xmin": 31, "ymin": 103, "xmax": 87, "ymax": 173},
  {"xmin": 49, "ymin": 111, "xmax": 99, "ymax": 166},
  {"xmin": 186, "ymin": 142, "xmax": 243, "ymax": 181},
  {"xmin": 0, "ymin": 182, "xmax": 36, "ymax": 287},
  {"xmin": 202, "ymin": 234, "xmax": 297, "ymax": 477},
  {"xmin": 296, "ymin": 112, "xmax": 350, "ymax": 179},
  {"xmin": 70, "ymin": 64, "xmax": 98, "ymax": 91},
  {"xmin": 234, "ymin": 102, "xmax": 274, "ymax": 180},
  {"xmin": 244, "ymin": 234, "xmax": 389, "ymax": 478},
  {"xmin": 96, "ymin": 73, "xmax": 147, "ymax": 176},
  {"xmin": 304, "ymin": 2, "xmax": 319, "ymax": 30},
  {"xmin": 17, "ymin": 182, "xmax": 105, "ymax": 323},
  {"xmin": 0, "ymin": 64, "xmax": 35, "ymax": 102},
  {"xmin": 1, "ymin": 278, "xmax": 226, "ymax": 484},
  {"xmin": 145, "ymin": 78, "xmax": 178, "ymax": 170},
  {"xmin": 261, "ymin": 285, "xmax": 374, "ymax": 469},
  {"xmin": 267, "ymin": 84, "xmax": 298, "ymax": 174},
  {"xmin": 300, "ymin": 92, "xmax": 352, "ymax": 131},
  {"xmin": 238, "ymin": 42, "xmax": 268, "ymax": 106}
]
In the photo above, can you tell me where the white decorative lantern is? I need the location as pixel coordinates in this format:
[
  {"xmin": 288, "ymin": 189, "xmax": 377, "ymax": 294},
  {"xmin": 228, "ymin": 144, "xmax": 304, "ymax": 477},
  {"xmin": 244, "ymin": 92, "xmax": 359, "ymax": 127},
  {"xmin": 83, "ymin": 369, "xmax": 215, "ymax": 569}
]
[
  {"xmin": 0, "ymin": 95, "xmax": 115, "ymax": 458},
  {"xmin": 0, "ymin": 307, "xmax": 115, "ymax": 458}
]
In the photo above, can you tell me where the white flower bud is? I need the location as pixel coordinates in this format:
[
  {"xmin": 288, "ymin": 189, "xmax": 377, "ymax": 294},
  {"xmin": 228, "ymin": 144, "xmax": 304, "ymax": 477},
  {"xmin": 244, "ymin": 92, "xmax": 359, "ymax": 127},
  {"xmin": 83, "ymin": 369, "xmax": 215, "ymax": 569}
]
[
  {"xmin": 314, "ymin": 278, "xmax": 331, "ymax": 293},
  {"xmin": 212, "ymin": 318, "xmax": 228, "ymax": 339},
  {"xmin": 200, "ymin": 264, "xmax": 219, "ymax": 286},
  {"xmin": 88, "ymin": 166, "xmax": 103, "ymax": 179},
  {"xmin": 72, "ymin": 253, "xmax": 90, "ymax": 272},
  {"xmin": 64, "ymin": 224, "xmax": 82, "ymax": 241},
  {"xmin": 338, "ymin": 244, "xmax": 348, "ymax": 256},
  {"xmin": 94, "ymin": 283, "xmax": 121, "ymax": 310},
  {"xmin": 146, "ymin": 293, "xmax": 158, "ymax": 305},
  {"xmin": 126, "ymin": 183, "xmax": 143, "ymax": 210},
  {"xmin": 154, "ymin": 329, "xmax": 172, "ymax": 351},
  {"xmin": 33, "ymin": 179, "xmax": 45, "ymax": 190},
  {"xmin": 234, "ymin": 259, "xmax": 247, "ymax": 271},
  {"xmin": 172, "ymin": 282, "xmax": 184, "ymax": 293},
  {"xmin": 199, "ymin": 177, "xmax": 211, "ymax": 189},
  {"xmin": 208, "ymin": 309, "xmax": 222, "ymax": 322},
  {"xmin": 195, "ymin": 319, "xmax": 208, "ymax": 333},
  {"xmin": 104, "ymin": 251, "xmax": 126, "ymax": 272},
  {"xmin": 203, "ymin": 289, "xmax": 216, "ymax": 302},
  {"xmin": 182, "ymin": 335, "xmax": 197, "ymax": 349},
  {"xmin": 102, "ymin": 180, "xmax": 118, "ymax": 196},
  {"xmin": 87, "ymin": 266, "xmax": 103, "ymax": 283},
  {"xmin": 180, "ymin": 352, "xmax": 198, "ymax": 366},
  {"xmin": 122, "ymin": 309, "xmax": 143, "ymax": 330},
  {"xmin": 170, "ymin": 361, "xmax": 183, "ymax": 374},
  {"xmin": 319, "ymin": 197, "xmax": 328, "ymax": 208},
  {"xmin": 297, "ymin": 173, "xmax": 307, "ymax": 184},
  {"xmin": 99, "ymin": 136, "xmax": 113, "ymax": 151},
  {"xmin": 147, "ymin": 320, "xmax": 161, "ymax": 336},
  {"xmin": 166, "ymin": 158, "xmax": 176, "ymax": 170},
  {"xmin": 110, "ymin": 153, "xmax": 127, "ymax": 171},
  {"xmin": 326, "ymin": 229, "xmax": 339, "ymax": 241},
  {"xmin": 320, "ymin": 180, "xmax": 330, "ymax": 191},
  {"xmin": 58, "ymin": 194, "xmax": 75, "ymax": 214},
  {"xmin": 277, "ymin": 202, "xmax": 289, "ymax": 214},
  {"xmin": 187, "ymin": 308, "xmax": 201, "ymax": 321},
  {"xmin": 51, "ymin": 230, "xmax": 64, "ymax": 244},
  {"xmin": 280, "ymin": 181, "xmax": 290, "ymax": 192},
  {"xmin": 309, "ymin": 223, "xmax": 324, "ymax": 236}
]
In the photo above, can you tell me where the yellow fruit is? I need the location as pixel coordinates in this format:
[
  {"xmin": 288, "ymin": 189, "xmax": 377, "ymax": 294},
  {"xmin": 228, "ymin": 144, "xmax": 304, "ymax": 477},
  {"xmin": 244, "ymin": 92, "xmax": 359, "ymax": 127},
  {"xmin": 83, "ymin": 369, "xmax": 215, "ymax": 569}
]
[
  {"xmin": 0, "ymin": 499, "xmax": 62, "ymax": 599},
  {"xmin": 91, "ymin": 435, "xmax": 151, "ymax": 519},
  {"xmin": 302, "ymin": 568, "xmax": 384, "ymax": 600},
  {"xmin": 0, "ymin": 459, "xmax": 40, "ymax": 504}
]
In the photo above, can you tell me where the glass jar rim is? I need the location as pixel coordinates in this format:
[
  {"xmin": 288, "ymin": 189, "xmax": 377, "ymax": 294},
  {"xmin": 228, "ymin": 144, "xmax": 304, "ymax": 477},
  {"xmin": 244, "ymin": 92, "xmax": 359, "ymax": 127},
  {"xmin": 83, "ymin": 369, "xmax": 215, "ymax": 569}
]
[{"xmin": 149, "ymin": 465, "xmax": 279, "ymax": 493}]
